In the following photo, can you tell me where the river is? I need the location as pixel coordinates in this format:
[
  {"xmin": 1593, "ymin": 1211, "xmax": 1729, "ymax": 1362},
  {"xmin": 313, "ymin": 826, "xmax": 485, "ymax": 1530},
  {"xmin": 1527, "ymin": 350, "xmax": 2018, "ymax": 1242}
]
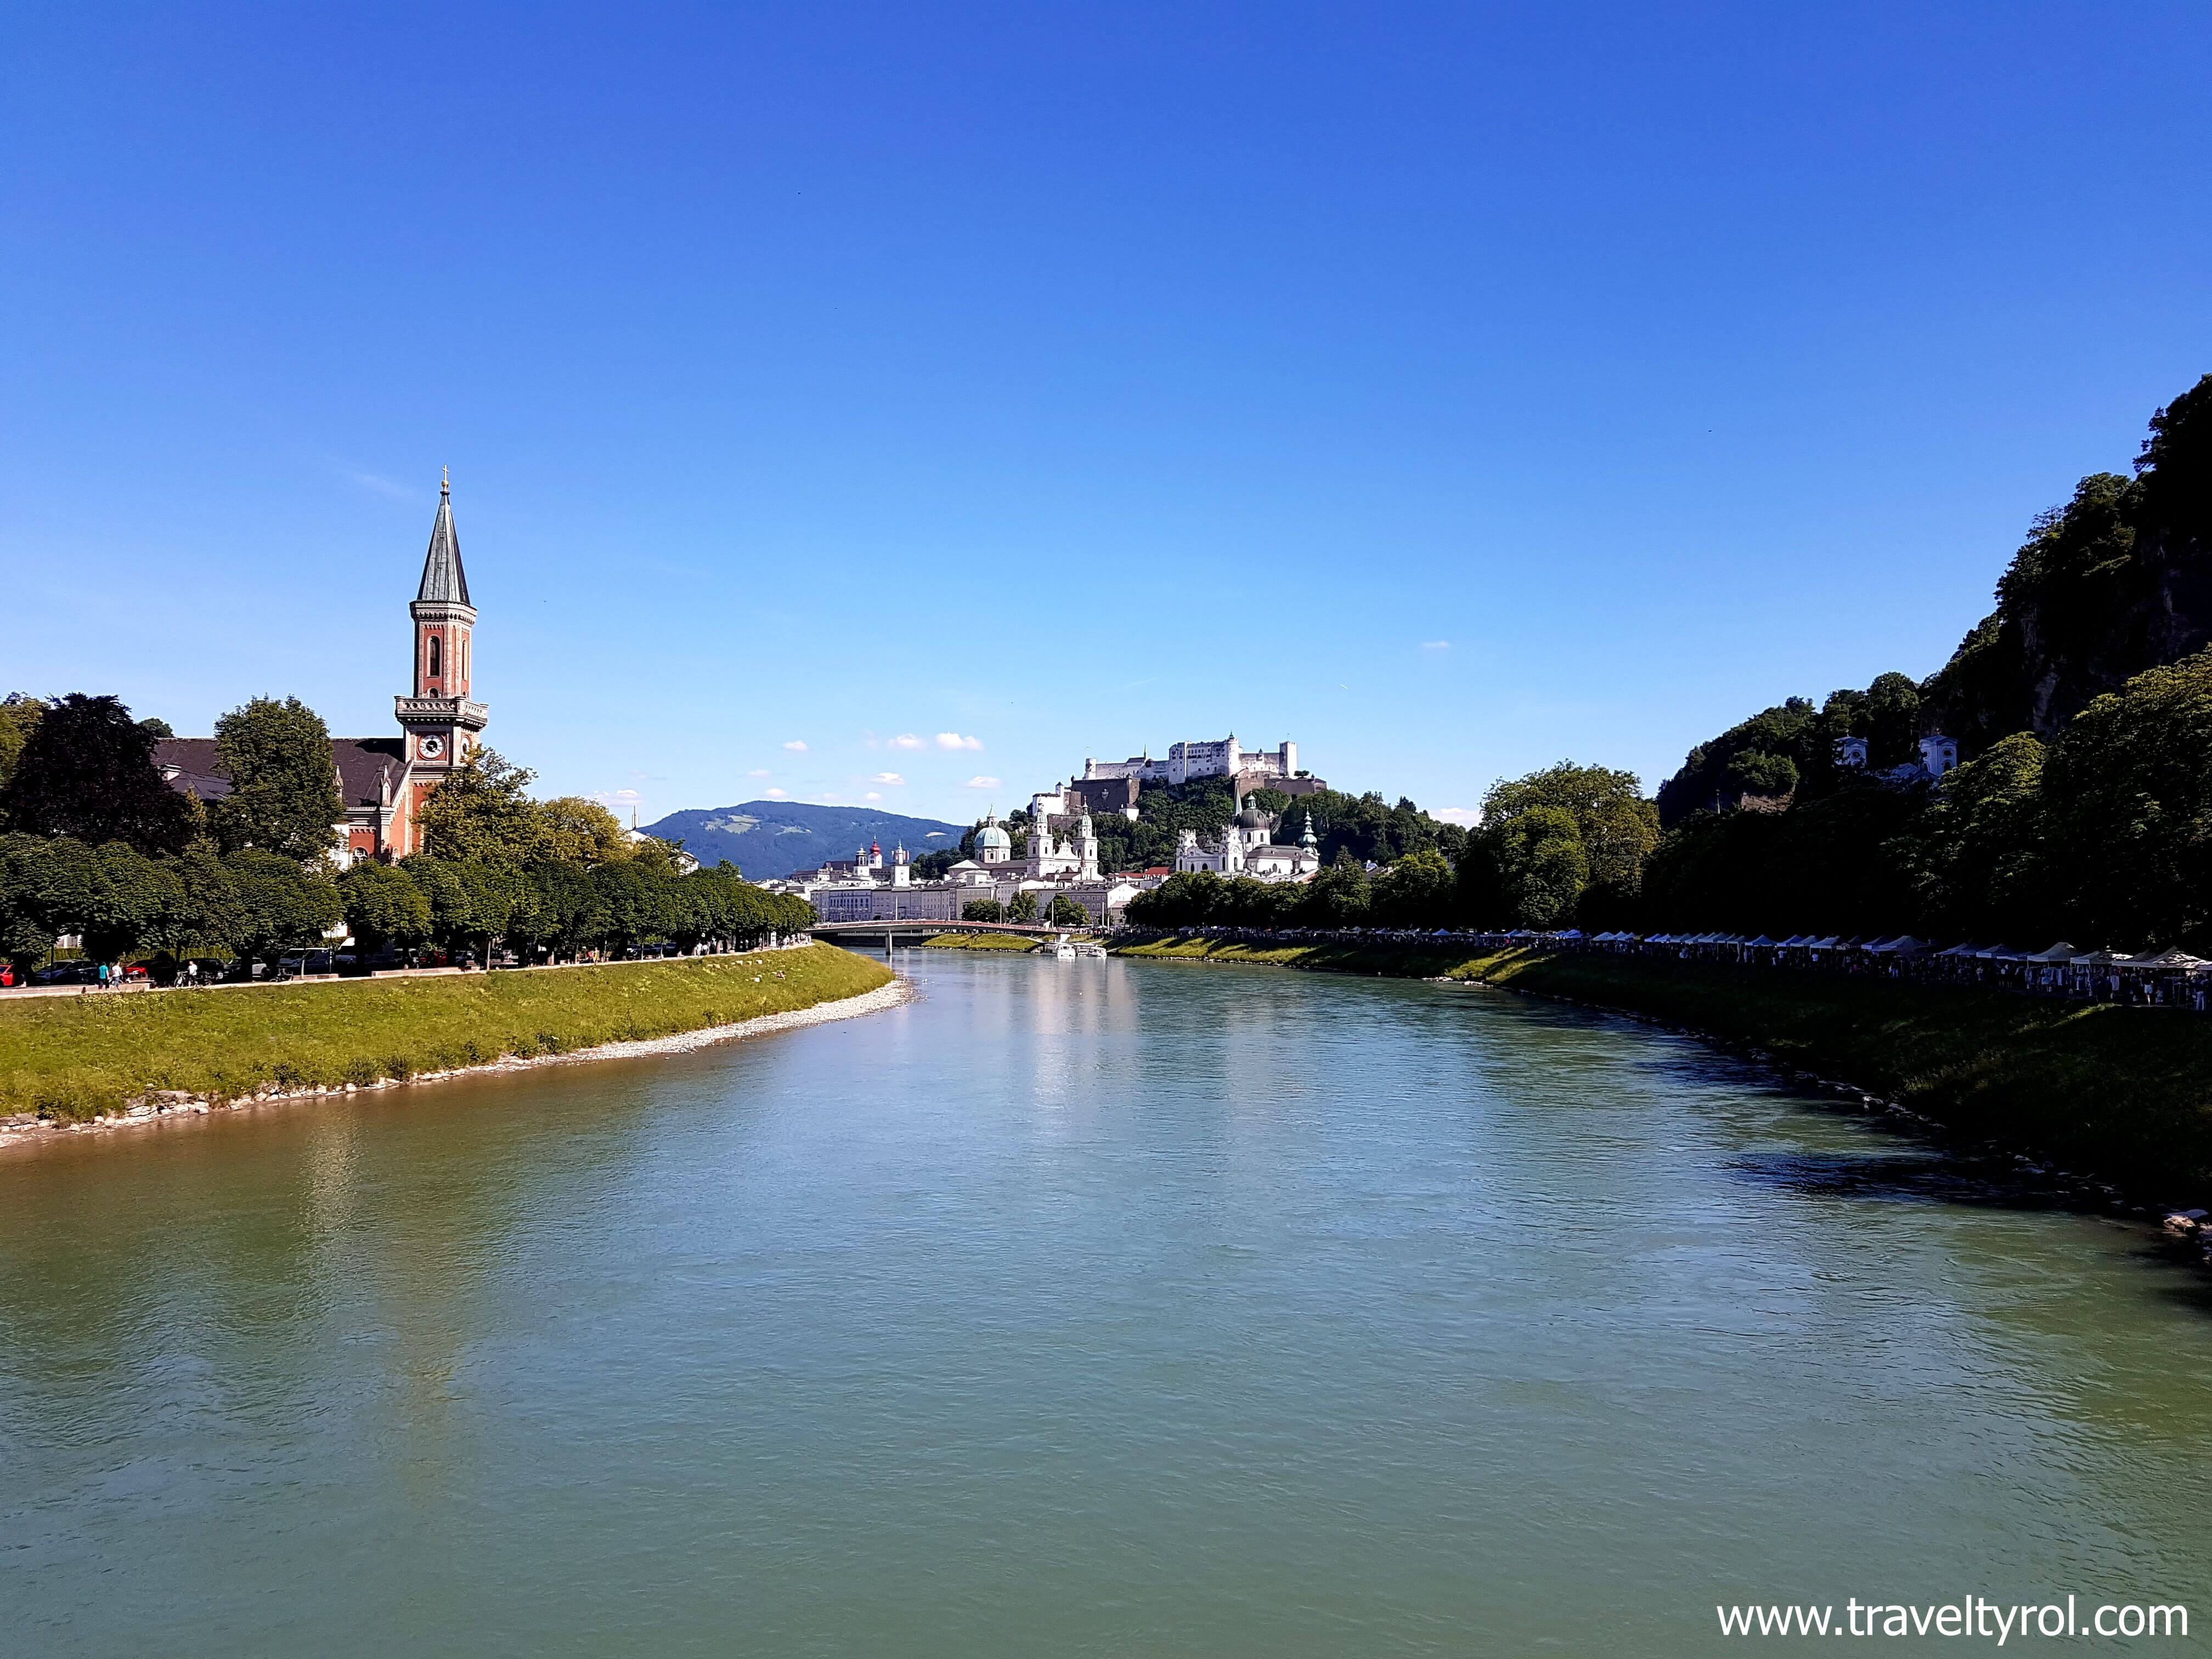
[{"xmin": 4, "ymin": 949, "xmax": 2210, "ymax": 1654}]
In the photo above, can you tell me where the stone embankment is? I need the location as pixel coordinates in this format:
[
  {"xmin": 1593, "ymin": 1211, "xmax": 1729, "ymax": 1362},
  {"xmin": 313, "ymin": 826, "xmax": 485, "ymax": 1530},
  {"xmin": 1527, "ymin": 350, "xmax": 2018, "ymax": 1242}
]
[{"xmin": 0, "ymin": 975, "xmax": 910, "ymax": 1154}]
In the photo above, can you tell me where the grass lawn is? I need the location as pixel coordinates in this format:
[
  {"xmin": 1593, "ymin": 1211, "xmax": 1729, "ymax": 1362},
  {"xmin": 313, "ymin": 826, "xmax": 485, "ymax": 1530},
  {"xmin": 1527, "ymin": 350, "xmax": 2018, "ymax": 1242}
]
[
  {"xmin": 922, "ymin": 933, "xmax": 1041, "ymax": 952},
  {"xmin": 0, "ymin": 943, "xmax": 891, "ymax": 1121},
  {"xmin": 1115, "ymin": 936, "xmax": 2212, "ymax": 1201}
]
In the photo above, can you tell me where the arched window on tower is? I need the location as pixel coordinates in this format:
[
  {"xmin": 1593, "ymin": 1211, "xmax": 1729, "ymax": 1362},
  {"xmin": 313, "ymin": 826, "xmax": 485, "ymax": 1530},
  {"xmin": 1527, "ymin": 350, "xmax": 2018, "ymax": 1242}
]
[{"xmin": 427, "ymin": 636, "xmax": 441, "ymax": 680}]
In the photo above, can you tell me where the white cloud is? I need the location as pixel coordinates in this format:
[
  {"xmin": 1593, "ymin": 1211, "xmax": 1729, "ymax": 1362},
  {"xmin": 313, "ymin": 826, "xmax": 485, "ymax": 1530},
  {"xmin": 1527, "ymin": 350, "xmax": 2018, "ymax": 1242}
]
[
  {"xmin": 869, "ymin": 771, "xmax": 905, "ymax": 786},
  {"xmin": 1421, "ymin": 640, "xmax": 1450, "ymax": 652},
  {"xmin": 764, "ymin": 787, "xmax": 789, "ymax": 799},
  {"xmin": 963, "ymin": 775, "xmax": 1001, "ymax": 789},
  {"xmin": 864, "ymin": 791, "xmax": 883, "ymax": 802},
  {"xmin": 746, "ymin": 768, "xmax": 770, "ymax": 777},
  {"xmin": 591, "ymin": 788, "xmax": 642, "ymax": 805},
  {"xmin": 887, "ymin": 733, "xmax": 926, "ymax": 750},
  {"xmin": 936, "ymin": 732, "xmax": 984, "ymax": 750},
  {"xmin": 782, "ymin": 739, "xmax": 808, "ymax": 751},
  {"xmin": 1435, "ymin": 806, "xmax": 1482, "ymax": 826}
]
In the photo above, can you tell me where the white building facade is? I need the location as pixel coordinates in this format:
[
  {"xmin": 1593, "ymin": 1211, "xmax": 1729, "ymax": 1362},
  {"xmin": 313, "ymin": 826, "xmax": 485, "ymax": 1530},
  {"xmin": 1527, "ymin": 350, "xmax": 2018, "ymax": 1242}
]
[
  {"xmin": 1083, "ymin": 734, "xmax": 1299, "ymax": 786},
  {"xmin": 1172, "ymin": 798, "xmax": 1322, "ymax": 882}
]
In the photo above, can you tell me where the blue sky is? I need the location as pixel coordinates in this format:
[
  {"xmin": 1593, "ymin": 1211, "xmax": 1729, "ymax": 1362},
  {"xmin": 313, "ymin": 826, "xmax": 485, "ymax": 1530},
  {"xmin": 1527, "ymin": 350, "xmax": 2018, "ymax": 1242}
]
[{"xmin": 5, "ymin": 3, "xmax": 2208, "ymax": 828}]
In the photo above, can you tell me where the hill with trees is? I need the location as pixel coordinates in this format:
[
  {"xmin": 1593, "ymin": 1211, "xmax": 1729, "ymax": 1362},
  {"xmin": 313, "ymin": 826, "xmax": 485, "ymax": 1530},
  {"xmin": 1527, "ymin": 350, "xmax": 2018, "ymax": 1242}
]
[
  {"xmin": 641, "ymin": 801, "xmax": 965, "ymax": 879},
  {"xmin": 1131, "ymin": 374, "xmax": 2212, "ymax": 951},
  {"xmin": 1638, "ymin": 375, "xmax": 2212, "ymax": 949}
]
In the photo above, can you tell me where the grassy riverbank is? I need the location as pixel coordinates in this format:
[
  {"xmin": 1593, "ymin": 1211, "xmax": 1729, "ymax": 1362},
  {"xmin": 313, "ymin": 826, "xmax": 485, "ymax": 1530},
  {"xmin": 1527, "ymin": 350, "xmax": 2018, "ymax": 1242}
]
[
  {"xmin": 0, "ymin": 944, "xmax": 892, "ymax": 1121},
  {"xmin": 1115, "ymin": 936, "xmax": 2212, "ymax": 1201},
  {"xmin": 922, "ymin": 933, "xmax": 1041, "ymax": 952}
]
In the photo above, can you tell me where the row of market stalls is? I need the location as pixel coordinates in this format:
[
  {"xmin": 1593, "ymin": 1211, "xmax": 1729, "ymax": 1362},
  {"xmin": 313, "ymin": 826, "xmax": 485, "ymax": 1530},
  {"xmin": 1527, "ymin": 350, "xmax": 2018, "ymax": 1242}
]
[{"xmin": 1574, "ymin": 931, "xmax": 2211, "ymax": 1008}]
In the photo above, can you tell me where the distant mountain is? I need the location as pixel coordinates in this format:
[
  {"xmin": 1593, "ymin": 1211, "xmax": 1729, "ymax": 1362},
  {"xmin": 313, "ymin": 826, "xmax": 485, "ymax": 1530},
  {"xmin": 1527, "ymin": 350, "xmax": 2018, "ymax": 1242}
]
[{"xmin": 640, "ymin": 800, "xmax": 968, "ymax": 880}]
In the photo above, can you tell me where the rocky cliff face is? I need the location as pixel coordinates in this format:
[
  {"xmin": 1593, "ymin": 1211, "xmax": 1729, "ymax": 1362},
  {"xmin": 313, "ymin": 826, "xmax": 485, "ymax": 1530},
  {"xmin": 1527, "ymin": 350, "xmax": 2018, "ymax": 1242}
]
[{"xmin": 1924, "ymin": 376, "xmax": 2211, "ymax": 755}]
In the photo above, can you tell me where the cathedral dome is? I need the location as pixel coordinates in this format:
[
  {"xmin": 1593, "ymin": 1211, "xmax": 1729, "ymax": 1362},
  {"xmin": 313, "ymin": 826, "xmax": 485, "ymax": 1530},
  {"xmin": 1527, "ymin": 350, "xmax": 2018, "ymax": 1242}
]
[
  {"xmin": 975, "ymin": 817, "xmax": 1012, "ymax": 851},
  {"xmin": 1235, "ymin": 806, "xmax": 1268, "ymax": 830}
]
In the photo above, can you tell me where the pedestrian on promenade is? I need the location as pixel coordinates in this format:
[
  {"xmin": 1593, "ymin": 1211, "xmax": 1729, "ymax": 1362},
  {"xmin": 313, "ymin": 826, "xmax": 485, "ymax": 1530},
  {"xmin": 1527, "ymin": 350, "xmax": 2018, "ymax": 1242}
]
[{"xmin": 97, "ymin": 962, "xmax": 111, "ymax": 990}]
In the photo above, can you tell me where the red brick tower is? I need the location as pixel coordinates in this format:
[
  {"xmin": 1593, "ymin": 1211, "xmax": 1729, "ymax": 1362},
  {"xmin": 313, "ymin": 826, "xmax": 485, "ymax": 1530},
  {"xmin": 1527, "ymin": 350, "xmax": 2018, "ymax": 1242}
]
[{"xmin": 393, "ymin": 471, "xmax": 487, "ymax": 853}]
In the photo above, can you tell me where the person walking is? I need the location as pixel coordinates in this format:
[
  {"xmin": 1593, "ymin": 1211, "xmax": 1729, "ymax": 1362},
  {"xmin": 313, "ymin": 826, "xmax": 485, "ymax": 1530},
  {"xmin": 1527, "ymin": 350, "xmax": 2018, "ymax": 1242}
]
[{"xmin": 97, "ymin": 961, "xmax": 110, "ymax": 990}]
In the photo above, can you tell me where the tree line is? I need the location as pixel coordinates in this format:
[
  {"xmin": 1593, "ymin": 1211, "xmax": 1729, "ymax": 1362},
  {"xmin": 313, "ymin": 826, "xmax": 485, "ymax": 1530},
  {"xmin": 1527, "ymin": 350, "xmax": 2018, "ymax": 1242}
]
[
  {"xmin": 0, "ymin": 691, "xmax": 808, "ymax": 974},
  {"xmin": 1122, "ymin": 764, "xmax": 1637, "ymax": 933},
  {"xmin": 957, "ymin": 892, "xmax": 1090, "ymax": 926}
]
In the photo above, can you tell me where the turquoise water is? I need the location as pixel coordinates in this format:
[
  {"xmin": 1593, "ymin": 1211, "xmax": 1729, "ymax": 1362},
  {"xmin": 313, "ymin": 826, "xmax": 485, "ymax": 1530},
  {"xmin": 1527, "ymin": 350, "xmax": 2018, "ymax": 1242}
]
[{"xmin": 3, "ymin": 950, "xmax": 2209, "ymax": 1654}]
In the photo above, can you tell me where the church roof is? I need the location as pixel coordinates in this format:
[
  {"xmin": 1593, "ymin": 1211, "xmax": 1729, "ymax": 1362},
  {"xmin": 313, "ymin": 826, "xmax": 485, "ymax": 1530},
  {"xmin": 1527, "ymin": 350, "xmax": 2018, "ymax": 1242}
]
[
  {"xmin": 416, "ymin": 475, "xmax": 471, "ymax": 605},
  {"xmin": 334, "ymin": 738, "xmax": 408, "ymax": 806},
  {"xmin": 150, "ymin": 738, "xmax": 231, "ymax": 802},
  {"xmin": 154, "ymin": 736, "xmax": 408, "ymax": 809}
]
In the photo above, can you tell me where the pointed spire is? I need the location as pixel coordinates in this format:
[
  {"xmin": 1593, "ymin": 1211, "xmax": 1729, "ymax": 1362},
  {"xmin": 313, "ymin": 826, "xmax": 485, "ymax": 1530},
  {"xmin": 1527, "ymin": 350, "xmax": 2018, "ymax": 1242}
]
[{"xmin": 416, "ymin": 472, "xmax": 471, "ymax": 605}]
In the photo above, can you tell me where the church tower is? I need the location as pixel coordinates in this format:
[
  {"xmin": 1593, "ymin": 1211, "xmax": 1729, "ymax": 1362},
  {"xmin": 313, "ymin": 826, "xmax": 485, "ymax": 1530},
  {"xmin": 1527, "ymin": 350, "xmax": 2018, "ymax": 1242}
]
[{"xmin": 394, "ymin": 472, "xmax": 488, "ymax": 852}]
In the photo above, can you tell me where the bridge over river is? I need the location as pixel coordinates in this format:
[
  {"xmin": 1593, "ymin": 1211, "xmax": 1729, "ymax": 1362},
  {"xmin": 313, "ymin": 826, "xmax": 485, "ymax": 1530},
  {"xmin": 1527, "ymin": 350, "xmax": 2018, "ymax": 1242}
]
[{"xmin": 809, "ymin": 919, "xmax": 1073, "ymax": 947}]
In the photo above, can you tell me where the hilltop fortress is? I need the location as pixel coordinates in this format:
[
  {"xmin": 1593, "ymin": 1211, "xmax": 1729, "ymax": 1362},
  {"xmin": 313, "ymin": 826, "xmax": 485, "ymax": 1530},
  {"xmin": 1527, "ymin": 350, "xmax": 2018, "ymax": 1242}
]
[{"xmin": 1082, "ymin": 734, "xmax": 1299, "ymax": 788}]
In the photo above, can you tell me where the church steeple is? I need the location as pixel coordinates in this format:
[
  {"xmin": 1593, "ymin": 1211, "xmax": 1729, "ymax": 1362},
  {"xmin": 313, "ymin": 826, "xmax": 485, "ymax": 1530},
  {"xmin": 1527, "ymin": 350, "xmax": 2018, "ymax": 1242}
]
[
  {"xmin": 394, "ymin": 471, "xmax": 488, "ymax": 855},
  {"xmin": 417, "ymin": 469, "xmax": 471, "ymax": 605}
]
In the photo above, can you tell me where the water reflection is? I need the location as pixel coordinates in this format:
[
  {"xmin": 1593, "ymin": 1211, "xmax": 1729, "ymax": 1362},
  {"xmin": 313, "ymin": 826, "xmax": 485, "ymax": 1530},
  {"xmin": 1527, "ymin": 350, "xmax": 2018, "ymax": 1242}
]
[{"xmin": 3, "ymin": 952, "xmax": 2210, "ymax": 1657}]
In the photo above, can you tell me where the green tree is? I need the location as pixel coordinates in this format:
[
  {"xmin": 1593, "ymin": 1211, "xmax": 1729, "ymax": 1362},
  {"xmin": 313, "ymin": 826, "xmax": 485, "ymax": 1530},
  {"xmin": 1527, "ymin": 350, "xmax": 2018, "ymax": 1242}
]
[
  {"xmin": 223, "ymin": 848, "xmax": 343, "ymax": 966},
  {"xmin": 144, "ymin": 838, "xmax": 239, "ymax": 966},
  {"xmin": 2132, "ymin": 373, "xmax": 2211, "ymax": 543},
  {"xmin": 209, "ymin": 696, "xmax": 345, "ymax": 861},
  {"xmin": 1454, "ymin": 832, "xmax": 1504, "ymax": 927},
  {"xmin": 1007, "ymin": 890, "xmax": 1039, "ymax": 923},
  {"xmin": 1492, "ymin": 805, "xmax": 1588, "ymax": 929},
  {"xmin": 1295, "ymin": 860, "xmax": 1372, "ymax": 927},
  {"xmin": 397, "ymin": 855, "xmax": 477, "ymax": 953},
  {"xmin": 1047, "ymin": 893, "xmax": 1088, "ymax": 928},
  {"xmin": 457, "ymin": 860, "xmax": 539, "ymax": 961},
  {"xmin": 338, "ymin": 860, "xmax": 432, "ymax": 956},
  {"xmin": 1910, "ymin": 732, "xmax": 2049, "ymax": 939},
  {"xmin": 418, "ymin": 749, "xmax": 549, "ymax": 865},
  {"xmin": 1124, "ymin": 871, "xmax": 1219, "ymax": 928},
  {"xmin": 0, "ymin": 695, "xmax": 43, "ymax": 799},
  {"xmin": 0, "ymin": 834, "xmax": 182, "ymax": 963},
  {"xmin": 1370, "ymin": 847, "xmax": 1455, "ymax": 926},
  {"xmin": 961, "ymin": 898, "xmax": 1004, "ymax": 922},
  {"xmin": 592, "ymin": 859, "xmax": 681, "ymax": 954},
  {"xmin": 1725, "ymin": 750, "xmax": 1799, "ymax": 799},
  {"xmin": 0, "ymin": 693, "xmax": 197, "ymax": 855},
  {"xmin": 538, "ymin": 796, "xmax": 634, "ymax": 865},
  {"xmin": 516, "ymin": 861, "xmax": 608, "ymax": 961},
  {"xmin": 2041, "ymin": 647, "xmax": 2212, "ymax": 947},
  {"xmin": 1481, "ymin": 763, "xmax": 1657, "ymax": 922}
]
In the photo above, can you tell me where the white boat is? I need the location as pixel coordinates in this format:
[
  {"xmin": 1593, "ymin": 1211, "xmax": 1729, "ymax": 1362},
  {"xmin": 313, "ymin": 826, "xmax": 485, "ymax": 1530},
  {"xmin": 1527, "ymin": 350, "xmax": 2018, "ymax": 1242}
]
[
  {"xmin": 1074, "ymin": 941, "xmax": 1108, "ymax": 958},
  {"xmin": 1051, "ymin": 934, "xmax": 1077, "ymax": 960}
]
